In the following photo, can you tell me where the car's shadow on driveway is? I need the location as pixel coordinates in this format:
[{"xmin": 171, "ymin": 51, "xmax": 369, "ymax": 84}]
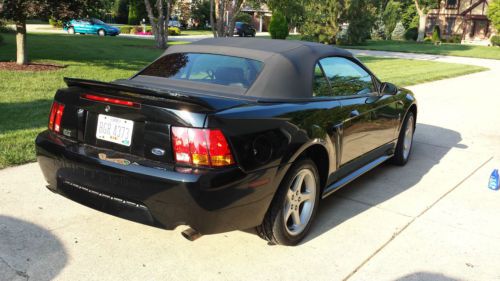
[
  {"xmin": 302, "ymin": 123, "xmax": 465, "ymax": 243},
  {"xmin": 0, "ymin": 215, "xmax": 67, "ymax": 281}
]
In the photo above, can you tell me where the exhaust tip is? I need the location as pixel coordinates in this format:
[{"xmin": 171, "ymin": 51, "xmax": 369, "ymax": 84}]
[{"xmin": 181, "ymin": 227, "xmax": 202, "ymax": 241}]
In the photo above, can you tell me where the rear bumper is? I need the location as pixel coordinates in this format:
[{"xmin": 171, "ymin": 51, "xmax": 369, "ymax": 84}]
[{"xmin": 36, "ymin": 131, "xmax": 283, "ymax": 234}]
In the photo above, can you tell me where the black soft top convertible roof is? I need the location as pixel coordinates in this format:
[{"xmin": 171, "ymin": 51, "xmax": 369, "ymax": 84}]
[{"xmin": 131, "ymin": 38, "xmax": 355, "ymax": 99}]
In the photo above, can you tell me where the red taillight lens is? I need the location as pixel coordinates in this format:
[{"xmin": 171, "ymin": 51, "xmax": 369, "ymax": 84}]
[
  {"xmin": 48, "ymin": 101, "xmax": 65, "ymax": 133},
  {"xmin": 171, "ymin": 127, "xmax": 234, "ymax": 167},
  {"xmin": 82, "ymin": 93, "xmax": 139, "ymax": 108}
]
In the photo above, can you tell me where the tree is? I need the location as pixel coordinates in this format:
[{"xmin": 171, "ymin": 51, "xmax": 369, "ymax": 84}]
[
  {"xmin": 488, "ymin": 0, "xmax": 500, "ymax": 32},
  {"xmin": 371, "ymin": 4, "xmax": 386, "ymax": 40},
  {"xmin": 383, "ymin": 0, "xmax": 401, "ymax": 39},
  {"xmin": 266, "ymin": 0, "xmax": 305, "ymax": 30},
  {"xmin": 391, "ymin": 21, "xmax": 406, "ymax": 40},
  {"xmin": 302, "ymin": 0, "xmax": 343, "ymax": 44},
  {"xmin": 144, "ymin": 0, "xmax": 172, "ymax": 49},
  {"xmin": 413, "ymin": 0, "xmax": 438, "ymax": 42},
  {"xmin": 211, "ymin": 0, "xmax": 246, "ymax": 37},
  {"xmin": 344, "ymin": 0, "xmax": 375, "ymax": 44},
  {"xmin": 113, "ymin": 0, "xmax": 129, "ymax": 24},
  {"xmin": 191, "ymin": 0, "xmax": 210, "ymax": 28},
  {"xmin": 0, "ymin": 0, "xmax": 105, "ymax": 65},
  {"xmin": 234, "ymin": 12, "xmax": 253, "ymax": 24},
  {"xmin": 269, "ymin": 11, "xmax": 288, "ymax": 39}
]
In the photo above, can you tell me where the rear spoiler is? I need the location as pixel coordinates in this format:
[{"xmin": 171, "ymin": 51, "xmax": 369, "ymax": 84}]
[{"xmin": 64, "ymin": 77, "xmax": 215, "ymax": 111}]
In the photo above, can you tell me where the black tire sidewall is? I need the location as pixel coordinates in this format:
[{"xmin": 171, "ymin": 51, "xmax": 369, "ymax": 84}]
[
  {"xmin": 271, "ymin": 159, "xmax": 321, "ymax": 245},
  {"xmin": 393, "ymin": 111, "xmax": 414, "ymax": 165}
]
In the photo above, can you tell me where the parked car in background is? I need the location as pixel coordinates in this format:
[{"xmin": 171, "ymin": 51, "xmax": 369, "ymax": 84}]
[
  {"xmin": 234, "ymin": 22, "xmax": 256, "ymax": 37},
  {"xmin": 168, "ymin": 20, "xmax": 181, "ymax": 28},
  {"xmin": 64, "ymin": 19, "xmax": 120, "ymax": 36},
  {"xmin": 36, "ymin": 38, "xmax": 417, "ymax": 246}
]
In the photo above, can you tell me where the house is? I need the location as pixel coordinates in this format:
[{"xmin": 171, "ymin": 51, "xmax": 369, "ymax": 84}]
[{"xmin": 427, "ymin": 0, "xmax": 496, "ymax": 45}]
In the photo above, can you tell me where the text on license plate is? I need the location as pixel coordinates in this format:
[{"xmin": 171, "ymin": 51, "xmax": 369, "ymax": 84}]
[{"xmin": 96, "ymin": 114, "xmax": 134, "ymax": 146}]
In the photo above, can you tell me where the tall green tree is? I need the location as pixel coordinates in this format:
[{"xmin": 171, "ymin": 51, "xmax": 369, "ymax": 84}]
[
  {"xmin": 383, "ymin": 0, "xmax": 401, "ymax": 39},
  {"xmin": 114, "ymin": 0, "xmax": 129, "ymax": 23},
  {"xmin": 266, "ymin": 0, "xmax": 305, "ymax": 29},
  {"xmin": 0, "ymin": 0, "xmax": 106, "ymax": 65},
  {"xmin": 302, "ymin": 0, "xmax": 343, "ymax": 44},
  {"xmin": 488, "ymin": 0, "xmax": 500, "ymax": 32},
  {"xmin": 191, "ymin": 0, "xmax": 210, "ymax": 28},
  {"xmin": 344, "ymin": 0, "xmax": 376, "ymax": 44}
]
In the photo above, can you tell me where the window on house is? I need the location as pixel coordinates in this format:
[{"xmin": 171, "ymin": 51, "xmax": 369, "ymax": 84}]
[{"xmin": 446, "ymin": 0, "xmax": 458, "ymax": 8}]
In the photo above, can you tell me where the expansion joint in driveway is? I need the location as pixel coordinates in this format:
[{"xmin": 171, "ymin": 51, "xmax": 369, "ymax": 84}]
[{"xmin": 342, "ymin": 156, "xmax": 493, "ymax": 281}]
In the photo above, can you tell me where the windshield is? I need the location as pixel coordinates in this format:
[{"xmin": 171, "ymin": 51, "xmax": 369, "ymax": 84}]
[
  {"xmin": 139, "ymin": 53, "xmax": 264, "ymax": 90},
  {"xmin": 91, "ymin": 19, "xmax": 105, "ymax": 25}
]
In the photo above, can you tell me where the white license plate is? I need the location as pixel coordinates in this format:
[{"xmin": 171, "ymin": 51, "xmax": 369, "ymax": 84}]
[{"xmin": 96, "ymin": 114, "xmax": 134, "ymax": 146}]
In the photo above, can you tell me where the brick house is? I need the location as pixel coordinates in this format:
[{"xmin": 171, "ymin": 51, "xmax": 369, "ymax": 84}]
[{"xmin": 427, "ymin": 0, "xmax": 496, "ymax": 45}]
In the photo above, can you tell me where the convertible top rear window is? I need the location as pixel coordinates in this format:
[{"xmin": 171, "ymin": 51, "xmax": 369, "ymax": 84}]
[{"xmin": 139, "ymin": 53, "xmax": 263, "ymax": 90}]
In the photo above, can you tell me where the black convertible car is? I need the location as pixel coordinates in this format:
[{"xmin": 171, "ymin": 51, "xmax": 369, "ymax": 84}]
[{"xmin": 36, "ymin": 38, "xmax": 417, "ymax": 245}]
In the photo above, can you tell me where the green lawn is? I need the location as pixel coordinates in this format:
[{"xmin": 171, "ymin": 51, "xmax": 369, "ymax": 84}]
[
  {"xmin": 0, "ymin": 33, "xmax": 487, "ymax": 168},
  {"xmin": 348, "ymin": 40, "xmax": 500, "ymax": 60}
]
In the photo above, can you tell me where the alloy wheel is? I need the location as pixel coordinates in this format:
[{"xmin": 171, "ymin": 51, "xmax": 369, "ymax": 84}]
[
  {"xmin": 403, "ymin": 115, "xmax": 414, "ymax": 160},
  {"xmin": 283, "ymin": 168, "xmax": 317, "ymax": 236}
]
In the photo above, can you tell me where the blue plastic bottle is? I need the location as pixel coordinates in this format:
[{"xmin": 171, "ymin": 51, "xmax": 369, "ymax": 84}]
[{"xmin": 488, "ymin": 169, "xmax": 499, "ymax": 191}]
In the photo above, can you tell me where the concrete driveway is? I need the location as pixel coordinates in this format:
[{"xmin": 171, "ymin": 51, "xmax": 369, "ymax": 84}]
[{"xmin": 1, "ymin": 53, "xmax": 500, "ymax": 281}]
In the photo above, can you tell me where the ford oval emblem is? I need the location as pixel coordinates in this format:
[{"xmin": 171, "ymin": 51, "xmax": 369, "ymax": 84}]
[{"xmin": 151, "ymin": 148, "xmax": 165, "ymax": 156}]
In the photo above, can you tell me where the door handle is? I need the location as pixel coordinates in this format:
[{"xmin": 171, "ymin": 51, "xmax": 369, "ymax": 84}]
[{"xmin": 350, "ymin": 110, "xmax": 360, "ymax": 117}]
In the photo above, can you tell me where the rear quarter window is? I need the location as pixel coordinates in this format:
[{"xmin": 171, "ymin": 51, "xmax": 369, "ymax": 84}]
[{"xmin": 139, "ymin": 53, "xmax": 264, "ymax": 90}]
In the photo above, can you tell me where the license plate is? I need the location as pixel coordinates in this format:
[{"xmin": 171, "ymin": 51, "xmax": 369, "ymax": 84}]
[{"xmin": 96, "ymin": 114, "xmax": 134, "ymax": 146}]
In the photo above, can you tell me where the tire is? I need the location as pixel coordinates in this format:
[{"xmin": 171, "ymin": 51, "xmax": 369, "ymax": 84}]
[
  {"xmin": 238, "ymin": 32, "xmax": 243, "ymax": 37},
  {"xmin": 391, "ymin": 111, "xmax": 415, "ymax": 166},
  {"xmin": 98, "ymin": 29, "xmax": 106, "ymax": 36},
  {"xmin": 67, "ymin": 27, "xmax": 75, "ymax": 35},
  {"xmin": 256, "ymin": 158, "xmax": 321, "ymax": 245}
]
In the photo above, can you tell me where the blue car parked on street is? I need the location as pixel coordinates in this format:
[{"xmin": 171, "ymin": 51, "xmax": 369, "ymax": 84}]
[{"xmin": 64, "ymin": 19, "xmax": 120, "ymax": 36}]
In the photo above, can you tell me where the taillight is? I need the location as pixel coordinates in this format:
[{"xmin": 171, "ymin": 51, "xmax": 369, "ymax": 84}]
[
  {"xmin": 171, "ymin": 127, "xmax": 234, "ymax": 167},
  {"xmin": 48, "ymin": 101, "xmax": 65, "ymax": 133}
]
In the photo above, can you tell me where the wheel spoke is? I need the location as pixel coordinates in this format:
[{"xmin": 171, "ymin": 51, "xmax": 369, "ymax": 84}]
[
  {"xmin": 291, "ymin": 209, "xmax": 301, "ymax": 226},
  {"xmin": 300, "ymin": 192, "xmax": 313, "ymax": 202},
  {"xmin": 284, "ymin": 203, "xmax": 293, "ymax": 221},
  {"xmin": 292, "ymin": 173, "xmax": 305, "ymax": 192}
]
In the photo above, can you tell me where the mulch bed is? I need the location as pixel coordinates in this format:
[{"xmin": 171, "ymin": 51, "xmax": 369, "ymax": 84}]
[{"xmin": 0, "ymin": 62, "xmax": 66, "ymax": 71}]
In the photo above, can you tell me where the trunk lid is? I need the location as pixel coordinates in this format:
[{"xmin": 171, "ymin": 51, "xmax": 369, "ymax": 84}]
[{"xmin": 57, "ymin": 78, "xmax": 253, "ymax": 164}]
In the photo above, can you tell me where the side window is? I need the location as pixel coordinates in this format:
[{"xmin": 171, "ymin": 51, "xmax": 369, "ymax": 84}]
[
  {"xmin": 313, "ymin": 63, "xmax": 332, "ymax": 97},
  {"xmin": 317, "ymin": 57, "xmax": 375, "ymax": 97}
]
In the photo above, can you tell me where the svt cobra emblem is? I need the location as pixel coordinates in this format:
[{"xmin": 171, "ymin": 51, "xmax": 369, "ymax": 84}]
[{"xmin": 105, "ymin": 105, "xmax": 111, "ymax": 112}]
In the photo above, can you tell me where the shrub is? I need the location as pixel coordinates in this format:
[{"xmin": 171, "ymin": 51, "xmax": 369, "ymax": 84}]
[
  {"xmin": 487, "ymin": 0, "xmax": 500, "ymax": 31},
  {"xmin": 404, "ymin": 27, "xmax": 418, "ymax": 41},
  {"xmin": 447, "ymin": 35, "xmax": 462, "ymax": 43},
  {"xmin": 48, "ymin": 18, "xmax": 63, "ymax": 28},
  {"xmin": 371, "ymin": 13, "xmax": 386, "ymax": 40},
  {"xmin": 391, "ymin": 21, "xmax": 406, "ymax": 40},
  {"xmin": 119, "ymin": 26, "xmax": 133, "ymax": 34},
  {"xmin": 167, "ymin": 27, "xmax": 181, "ymax": 36},
  {"xmin": 130, "ymin": 26, "xmax": 142, "ymax": 34},
  {"xmin": 269, "ymin": 12, "xmax": 288, "ymax": 39},
  {"xmin": 432, "ymin": 25, "xmax": 441, "ymax": 43},
  {"xmin": 423, "ymin": 36, "xmax": 433, "ymax": 42},
  {"xmin": 491, "ymin": 35, "xmax": 500, "ymax": 46}
]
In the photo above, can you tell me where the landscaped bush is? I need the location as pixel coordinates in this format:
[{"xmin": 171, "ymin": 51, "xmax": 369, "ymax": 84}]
[
  {"xmin": 119, "ymin": 26, "xmax": 133, "ymax": 34},
  {"xmin": 167, "ymin": 27, "xmax": 181, "ymax": 36},
  {"xmin": 404, "ymin": 27, "xmax": 418, "ymax": 41},
  {"xmin": 391, "ymin": 21, "xmax": 406, "ymax": 40},
  {"xmin": 491, "ymin": 35, "xmax": 500, "ymax": 46},
  {"xmin": 269, "ymin": 12, "xmax": 288, "ymax": 39},
  {"xmin": 446, "ymin": 35, "xmax": 462, "ymax": 43},
  {"xmin": 423, "ymin": 36, "xmax": 433, "ymax": 42},
  {"xmin": 48, "ymin": 18, "xmax": 63, "ymax": 28},
  {"xmin": 432, "ymin": 25, "xmax": 441, "ymax": 43},
  {"xmin": 130, "ymin": 26, "xmax": 143, "ymax": 34}
]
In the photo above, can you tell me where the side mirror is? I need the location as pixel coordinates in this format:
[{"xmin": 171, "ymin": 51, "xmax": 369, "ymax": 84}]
[{"xmin": 380, "ymin": 82, "xmax": 398, "ymax": 95}]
